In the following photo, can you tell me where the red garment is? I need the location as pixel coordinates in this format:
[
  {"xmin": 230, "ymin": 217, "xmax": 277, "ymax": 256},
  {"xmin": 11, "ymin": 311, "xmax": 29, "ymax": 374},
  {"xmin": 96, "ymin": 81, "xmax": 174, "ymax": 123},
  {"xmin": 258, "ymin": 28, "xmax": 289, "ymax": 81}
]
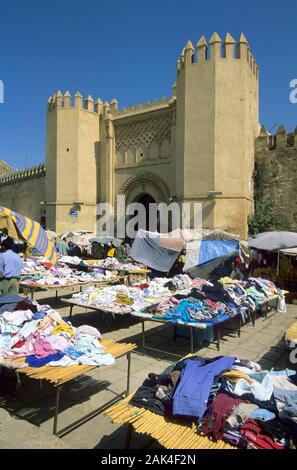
[
  {"xmin": 137, "ymin": 283, "xmax": 149, "ymax": 290},
  {"xmin": 12, "ymin": 340, "xmax": 26, "ymax": 349},
  {"xmin": 240, "ymin": 419, "xmax": 285, "ymax": 450},
  {"xmin": 43, "ymin": 262, "xmax": 53, "ymax": 270},
  {"xmin": 200, "ymin": 392, "xmax": 245, "ymax": 440}
]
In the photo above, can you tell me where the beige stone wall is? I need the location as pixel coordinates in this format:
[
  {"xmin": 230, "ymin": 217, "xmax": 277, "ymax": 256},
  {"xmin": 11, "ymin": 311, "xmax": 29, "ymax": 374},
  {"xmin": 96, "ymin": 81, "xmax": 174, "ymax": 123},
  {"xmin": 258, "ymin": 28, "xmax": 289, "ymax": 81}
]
[
  {"xmin": 46, "ymin": 92, "xmax": 99, "ymax": 233},
  {"xmin": 0, "ymin": 174, "xmax": 45, "ymax": 222},
  {"xmin": 112, "ymin": 105, "xmax": 175, "ymax": 203},
  {"xmin": 0, "ymin": 160, "xmax": 13, "ymax": 177},
  {"xmin": 175, "ymin": 33, "xmax": 259, "ymax": 238},
  {"xmin": 255, "ymin": 128, "xmax": 297, "ymax": 230}
]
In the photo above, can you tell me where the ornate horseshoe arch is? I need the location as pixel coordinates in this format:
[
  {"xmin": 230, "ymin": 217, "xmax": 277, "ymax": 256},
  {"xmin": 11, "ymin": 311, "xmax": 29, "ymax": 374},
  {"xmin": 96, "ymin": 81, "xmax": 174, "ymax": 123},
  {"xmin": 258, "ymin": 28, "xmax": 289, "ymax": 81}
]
[{"xmin": 116, "ymin": 171, "xmax": 171, "ymax": 219}]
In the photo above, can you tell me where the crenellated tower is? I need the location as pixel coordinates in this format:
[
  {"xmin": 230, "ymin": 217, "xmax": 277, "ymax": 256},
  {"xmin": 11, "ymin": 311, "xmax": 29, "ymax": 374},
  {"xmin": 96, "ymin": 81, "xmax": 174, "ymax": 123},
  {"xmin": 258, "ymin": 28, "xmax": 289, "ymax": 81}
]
[
  {"xmin": 46, "ymin": 91, "xmax": 101, "ymax": 233},
  {"xmin": 175, "ymin": 32, "xmax": 259, "ymax": 237}
]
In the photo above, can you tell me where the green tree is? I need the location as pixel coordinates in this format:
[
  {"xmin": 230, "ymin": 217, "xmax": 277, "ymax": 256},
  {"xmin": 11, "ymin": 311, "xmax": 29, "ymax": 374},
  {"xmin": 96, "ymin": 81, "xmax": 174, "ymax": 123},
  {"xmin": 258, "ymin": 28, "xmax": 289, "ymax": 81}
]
[{"xmin": 248, "ymin": 200, "xmax": 289, "ymax": 235}]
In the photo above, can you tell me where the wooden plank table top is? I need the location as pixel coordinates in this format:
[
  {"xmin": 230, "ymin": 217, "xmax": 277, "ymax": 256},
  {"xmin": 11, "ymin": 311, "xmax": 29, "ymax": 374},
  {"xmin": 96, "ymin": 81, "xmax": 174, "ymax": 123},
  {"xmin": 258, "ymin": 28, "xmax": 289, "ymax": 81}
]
[{"xmin": 10, "ymin": 338, "xmax": 136, "ymax": 386}]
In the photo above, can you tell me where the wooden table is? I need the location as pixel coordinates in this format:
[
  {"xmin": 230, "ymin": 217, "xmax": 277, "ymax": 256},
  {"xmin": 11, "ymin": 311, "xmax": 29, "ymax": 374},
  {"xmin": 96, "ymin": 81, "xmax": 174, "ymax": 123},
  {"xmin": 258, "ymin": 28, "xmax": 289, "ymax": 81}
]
[
  {"xmin": 20, "ymin": 277, "xmax": 123, "ymax": 301},
  {"xmin": 61, "ymin": 297, "xmax": 132, "ymax": 320},
  {"xmin": 130, "ymin": 294, "xmax": 281, "ymax": 356},
  {"xmin": 105, "ymin": 389, "xmax": 235, "ymax": 449},
  {"xmin": 7, "ymin": 338, "xmax": 136, "ymax": 436}
]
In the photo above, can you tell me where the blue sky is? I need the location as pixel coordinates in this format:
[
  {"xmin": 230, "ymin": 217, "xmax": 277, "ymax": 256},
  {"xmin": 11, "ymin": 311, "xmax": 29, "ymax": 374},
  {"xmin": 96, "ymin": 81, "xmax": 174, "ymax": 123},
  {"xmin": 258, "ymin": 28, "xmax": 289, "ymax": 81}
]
[{"xmin": 0, "ymin": 0, "xmax": 296, "ymax": 169}]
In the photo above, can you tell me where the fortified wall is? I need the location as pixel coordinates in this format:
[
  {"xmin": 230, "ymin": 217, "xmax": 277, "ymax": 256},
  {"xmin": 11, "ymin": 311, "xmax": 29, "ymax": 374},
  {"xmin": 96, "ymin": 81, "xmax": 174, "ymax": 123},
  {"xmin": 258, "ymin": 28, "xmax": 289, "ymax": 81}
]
[
  {"xmin": 255, "ymin": 126, "xmax": 297, "ymax": 230},
  {"xmin": 0, "ymin": 164, "xmax": 46, "ymax": 223}
]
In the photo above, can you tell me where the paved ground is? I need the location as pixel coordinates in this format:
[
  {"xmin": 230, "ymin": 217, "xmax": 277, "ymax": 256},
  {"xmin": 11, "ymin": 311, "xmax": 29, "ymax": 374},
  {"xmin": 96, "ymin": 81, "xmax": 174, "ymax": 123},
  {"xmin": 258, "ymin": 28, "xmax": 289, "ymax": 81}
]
[{"xmin": 0, "ymin": 287, "xmax": 296, "ymax": 449}]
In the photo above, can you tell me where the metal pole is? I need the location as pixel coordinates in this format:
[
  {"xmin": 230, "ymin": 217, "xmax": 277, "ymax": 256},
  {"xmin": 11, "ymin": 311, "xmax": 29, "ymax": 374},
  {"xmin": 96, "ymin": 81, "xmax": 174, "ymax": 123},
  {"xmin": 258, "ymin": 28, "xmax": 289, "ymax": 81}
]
[
  {"xmin": 53, "ymin": 385, "xmax": 62, "ymax": 435},
  {"xmin": 141, "ymin": 320, "xmax": 145, "ymax": 355},
  {"xmin": 126, "ymin": 352, "xmax": 131, "ymax": 396}
]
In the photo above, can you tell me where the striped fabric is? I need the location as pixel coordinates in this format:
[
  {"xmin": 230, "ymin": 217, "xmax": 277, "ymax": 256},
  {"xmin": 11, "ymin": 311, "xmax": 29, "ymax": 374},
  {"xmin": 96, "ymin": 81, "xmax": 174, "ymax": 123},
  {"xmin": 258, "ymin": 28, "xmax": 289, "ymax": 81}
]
[{"xmin": 0, "ymin": 206, "xmax": 57, "ymax": 265}]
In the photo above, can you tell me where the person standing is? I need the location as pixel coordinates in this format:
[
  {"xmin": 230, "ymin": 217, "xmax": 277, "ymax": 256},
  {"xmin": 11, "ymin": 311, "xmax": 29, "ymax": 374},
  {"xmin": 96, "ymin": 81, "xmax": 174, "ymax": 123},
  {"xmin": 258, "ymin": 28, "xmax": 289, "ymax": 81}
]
[
  {"xmin": 0, "ymin": 237, "xmax": 24, "ymax": 296},
  {"xmin": 56, "ymin": 236, "xmax": 69, "ymax": 255}
]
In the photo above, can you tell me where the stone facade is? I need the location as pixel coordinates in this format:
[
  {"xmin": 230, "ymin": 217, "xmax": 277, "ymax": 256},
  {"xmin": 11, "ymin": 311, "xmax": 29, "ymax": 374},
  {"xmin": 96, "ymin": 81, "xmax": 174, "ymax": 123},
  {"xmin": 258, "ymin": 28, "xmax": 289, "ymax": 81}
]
[
  {"xmin": 3, "ymin": 31, "xmax": 289, "ymax": 238},
  {"xmin": 0, "ymin": 164, "xmax": 46, "ymax": 222},
  {"xmin": 255, "ymin": 126, "xmax": 297, "ymax": 230}
]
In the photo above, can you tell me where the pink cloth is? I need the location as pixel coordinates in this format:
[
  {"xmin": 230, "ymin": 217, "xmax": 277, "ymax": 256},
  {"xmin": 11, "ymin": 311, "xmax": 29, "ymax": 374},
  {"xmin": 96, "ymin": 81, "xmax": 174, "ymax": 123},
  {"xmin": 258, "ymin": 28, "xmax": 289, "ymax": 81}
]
[{"xmin": 33, "ymin": 332, "xmax": 56, "ymax": 358}]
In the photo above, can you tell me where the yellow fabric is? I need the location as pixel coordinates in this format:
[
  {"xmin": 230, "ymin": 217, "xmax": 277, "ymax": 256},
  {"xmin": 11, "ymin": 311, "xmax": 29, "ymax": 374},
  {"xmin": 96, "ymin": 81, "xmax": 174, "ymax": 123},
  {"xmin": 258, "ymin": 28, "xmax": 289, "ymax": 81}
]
[
  {"xmin": 0, "ymin": 206, "xmax": 57, "ymax": 266},
  {"xmin": 107, "ymin": 248, "xmax": 116, "ymax": 257},
  {"xmin": 221, "ymin": 370, "xmax": 253, "ymax": 384},
  {"xmin": 52, "ymin": 323, "xmax": 74, "ymax": 337}
]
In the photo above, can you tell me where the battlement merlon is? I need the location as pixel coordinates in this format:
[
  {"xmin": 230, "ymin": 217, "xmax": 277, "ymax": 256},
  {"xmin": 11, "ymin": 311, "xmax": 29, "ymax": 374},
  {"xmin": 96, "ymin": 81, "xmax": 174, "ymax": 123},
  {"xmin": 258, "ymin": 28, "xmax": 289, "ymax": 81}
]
[
  {"xmin": 255, "ymin": 125, "xmax": 297, "ymax": 151},
  {"xmin": 177, "ymin": 32, "xmax": 259, "ymax": 80},
  {"xmin": 0, "ymin": 163, "xmax": 46, "ymax": 186},
  {"xmin": 47, "ymin": 91, "xmax": 111, "ymax": 114}
]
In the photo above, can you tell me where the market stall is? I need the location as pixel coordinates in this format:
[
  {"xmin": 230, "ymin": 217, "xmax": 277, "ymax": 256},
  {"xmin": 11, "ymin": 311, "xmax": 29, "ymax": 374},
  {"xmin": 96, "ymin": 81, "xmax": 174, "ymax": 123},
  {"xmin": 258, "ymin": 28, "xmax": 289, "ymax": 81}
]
[
  {"xmin": 105, "ymin": 353, "xmax": 297, "ymax": 449},
  {"xmin": 0, "ymin": 295, "xmax": 136, "ymax": 436}
]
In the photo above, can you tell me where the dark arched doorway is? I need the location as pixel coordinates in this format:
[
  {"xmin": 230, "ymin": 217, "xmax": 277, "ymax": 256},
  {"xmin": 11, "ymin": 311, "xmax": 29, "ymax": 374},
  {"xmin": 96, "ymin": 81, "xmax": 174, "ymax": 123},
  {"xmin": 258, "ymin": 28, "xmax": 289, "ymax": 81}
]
[{"xmin": 133, "ymin": 193, "xmax": 157, "ymax": 233}]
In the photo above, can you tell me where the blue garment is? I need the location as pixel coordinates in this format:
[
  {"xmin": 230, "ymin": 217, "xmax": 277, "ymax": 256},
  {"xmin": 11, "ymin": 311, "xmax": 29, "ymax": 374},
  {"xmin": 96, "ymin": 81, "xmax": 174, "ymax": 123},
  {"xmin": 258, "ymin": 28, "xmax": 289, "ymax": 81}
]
[
  {"xmin": 249, "ymin": 408, "xmax": 276, "ymax": 421},
  {"xmin": 32, "ymin": 311, "xmax": 47, "ymax": 320},
  {"xmin": 25, "ymin": 352, "xmax": 64, "ymax": 367},
  {"xmin": 0, "ymin": 250, "xmax": 23, "ymax": 278},
  {"xmin": 64, "ymin": 346, "xmax": 84, "ymax": 360},
  {"xmin": 273, "ymin": 387, "xmax": 297, "ymax": 404},
  {"xmin": 173, "ymin": 356, "xmax": 236, "ymax": 418},
  {"xmin": 269, "ymin": 368, "xmax": 296, "ymax": 377}
]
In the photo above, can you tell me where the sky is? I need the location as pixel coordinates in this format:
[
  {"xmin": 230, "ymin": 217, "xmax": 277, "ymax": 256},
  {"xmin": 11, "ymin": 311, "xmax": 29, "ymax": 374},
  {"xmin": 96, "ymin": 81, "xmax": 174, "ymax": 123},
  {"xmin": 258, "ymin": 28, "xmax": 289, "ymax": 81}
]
[{"xmin": 0, "ymin": 0, "xmax": 296, "ymax": 169}]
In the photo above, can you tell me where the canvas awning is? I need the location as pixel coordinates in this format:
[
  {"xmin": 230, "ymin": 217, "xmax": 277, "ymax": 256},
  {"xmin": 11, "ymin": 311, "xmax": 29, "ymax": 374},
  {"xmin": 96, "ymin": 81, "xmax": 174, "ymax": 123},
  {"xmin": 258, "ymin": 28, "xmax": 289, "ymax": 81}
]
[{"xmin": 0, "ymin": 206, "xmax": 57, "ymax": 265}]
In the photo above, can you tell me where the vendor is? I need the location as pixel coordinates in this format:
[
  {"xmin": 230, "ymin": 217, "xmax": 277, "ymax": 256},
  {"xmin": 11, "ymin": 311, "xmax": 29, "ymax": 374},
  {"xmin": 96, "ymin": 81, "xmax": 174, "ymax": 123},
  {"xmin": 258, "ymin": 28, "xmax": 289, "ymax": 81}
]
[
  {"xmin": 56, "ymin": 236, "xmax": 69, "ymax": 255},
  {"xmin": 107, "ymin": 243, "xmax": 116, "ymax": 258},
  {"xmin": 0, "ymin": 237, "xmax": 24, "ymax": 295},
  {"xmin": 230, "ymin": 257, "xmax": 244, "ymax": 281}
]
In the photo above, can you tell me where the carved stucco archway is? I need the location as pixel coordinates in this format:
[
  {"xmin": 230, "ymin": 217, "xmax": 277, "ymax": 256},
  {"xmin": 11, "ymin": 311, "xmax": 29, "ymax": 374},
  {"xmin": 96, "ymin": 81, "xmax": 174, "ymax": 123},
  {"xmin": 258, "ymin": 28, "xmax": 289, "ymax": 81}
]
[{"xmin": 115, "ymin": 172, "xmax": 171, "ymax": 220}]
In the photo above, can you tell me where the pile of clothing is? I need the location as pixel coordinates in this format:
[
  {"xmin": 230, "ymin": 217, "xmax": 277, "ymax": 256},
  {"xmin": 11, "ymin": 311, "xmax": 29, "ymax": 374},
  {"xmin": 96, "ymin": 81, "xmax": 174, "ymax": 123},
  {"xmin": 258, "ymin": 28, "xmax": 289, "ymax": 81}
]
[
  {"xmin": 59, "ymin": 255, "xmax": 84, "ymax": 266},
  {"xmin": 149, "ymin": 277, "xmax": 284, "ymax": 326},
  {"xmin": 21, "ymin": 258, "xmax": 116, "ymax": 287},
  {"xmin": 72, "ymin": 280, "xmax": 173, "ymax": 314},
  {"xmin": 0, "ymin": 295, "xmax": 114, "ymax": 368},
  {"xmin": 130, "ymin": 355, "xmax": 297, "ymax": 449},
  {"xmin": 92, "ymin": 257, "xmax": 144, "ymax": 271}
]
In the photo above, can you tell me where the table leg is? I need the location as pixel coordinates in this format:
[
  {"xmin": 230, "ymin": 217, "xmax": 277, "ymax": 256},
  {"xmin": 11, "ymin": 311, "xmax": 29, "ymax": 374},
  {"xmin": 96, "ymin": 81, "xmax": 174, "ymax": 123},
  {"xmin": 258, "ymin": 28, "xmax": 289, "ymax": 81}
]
[
  {"xmin": 55, "ymin": 290, "xmax": 58, "ymax": 302},
  {"xmin": 141, "ymin": 320, "xmax": 145, "ymax": 355},
  {"xmin": 190, "ymin": 326, "xmax": 194, "ymax": 354},
  {"xmin": 252, "ymin": 309, "xmax": 256, "ymax": 327},
  {"xmin": 238, "ymin": 318, "xmax": 241, "ymax": 337},
  {"xmin": 69, "ymin": 305, "xmax": 74, "ymax": 320},
  {"xmin": 217, "ymin": 325, "xmax": 221, "ymax": 351},
  {"xmin": 265, "ymin": 301, "xmax": 268, "ymax": 320},
  {"xmin": 53, "ymin": 385, "xmax": 62, "ymax": 435},
  {"xmin": 125, "ymin": 423, "xmax": 133, "ymax": 449},
  {"xmin": 31, "ymin": 290, "xmax": 34, "ymax": 301},
  {"xmin": 126, "ymin": 352, "xmax": 131, "ymax": 396},
  {"xmin": 173, "ymin": 324, "xmax": 177, "ymax": 343}
]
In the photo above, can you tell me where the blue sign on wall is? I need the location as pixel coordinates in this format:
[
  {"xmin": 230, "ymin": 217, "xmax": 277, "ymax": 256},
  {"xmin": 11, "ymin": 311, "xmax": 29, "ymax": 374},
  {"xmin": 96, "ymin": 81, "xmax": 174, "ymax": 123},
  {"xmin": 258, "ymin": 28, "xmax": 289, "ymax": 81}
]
[{"xmin": 70, "ymin": 211, "xmax": 78, "ymax": 218}]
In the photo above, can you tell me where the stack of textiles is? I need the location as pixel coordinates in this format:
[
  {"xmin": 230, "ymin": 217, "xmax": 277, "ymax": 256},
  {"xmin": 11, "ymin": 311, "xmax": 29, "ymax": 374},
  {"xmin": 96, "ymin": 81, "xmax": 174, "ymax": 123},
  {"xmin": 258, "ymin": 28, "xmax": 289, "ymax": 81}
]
[
  {"xmin": 72, "ymin": 281, "xmax": 173, "ymax": 314},
  {"xmin": 150, "ymin": 277, "xmax": 284, "ymax": 325},
  {"xmin": 0, "ymin": 295, "xmax": 114, "ymax": 368},
  {"xmin": 21, "ymin": 259, "xmax": 116, "ymax": 287},
  {"xmin": 59, "ymin": 255, "xmax": 84, "ymax": 265},
  {"xmin": 91, "ymin": 257, "xmax": 145, "ymax": 271},
  {"xmin": 129, "ymin": 355, "xmax": 297, "ymax": 449}
]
